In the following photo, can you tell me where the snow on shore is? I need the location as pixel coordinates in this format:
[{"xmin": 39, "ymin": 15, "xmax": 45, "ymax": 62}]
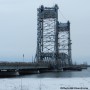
[{"xmin": 0, "ymin": 78, "xmax": 90, "ymax": 90}]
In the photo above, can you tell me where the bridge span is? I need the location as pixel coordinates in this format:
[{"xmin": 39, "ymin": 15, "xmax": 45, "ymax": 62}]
[
  {"xmin": 0, "ymin": 62, "xmax": 48, "ymax": 70},
  {"xmin": 0, "ymin": 62, "xmax": 53, "ymax": 76},
  {"xmin": 0, "ymin": 5, "xmax": 74, "ymax": 76}
]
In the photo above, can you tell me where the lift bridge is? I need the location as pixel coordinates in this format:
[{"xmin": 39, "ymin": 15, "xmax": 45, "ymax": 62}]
[
  {"xmin": 0, "ymin": 5, "xmax": 72, "ymax": 75},
  {"xmin": 36, "ymin": 4, "xmax": 72, "ymax": 69}
]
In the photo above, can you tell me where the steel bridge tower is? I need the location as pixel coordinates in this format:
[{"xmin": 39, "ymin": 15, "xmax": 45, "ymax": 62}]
[{"xmin": 36, "ymin": 5, "xmax": 72, "ymax": 68}]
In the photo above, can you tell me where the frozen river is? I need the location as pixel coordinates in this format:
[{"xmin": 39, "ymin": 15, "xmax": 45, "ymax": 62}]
[
  {"xmin": 0, "ymin": 68, "xmax": 90, "ymax": 90},
  {"xmin": 0, "ymin": 78, "xmax": 90, "ymax": 90}
]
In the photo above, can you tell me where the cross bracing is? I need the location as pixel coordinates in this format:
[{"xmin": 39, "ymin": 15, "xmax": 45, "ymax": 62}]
[{"xmin": 36, "ymin": 5, "xmax": 72, "ymax": 68}]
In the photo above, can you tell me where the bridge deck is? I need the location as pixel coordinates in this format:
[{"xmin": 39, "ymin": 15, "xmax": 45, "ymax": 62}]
[{"xmin": 0, "ymin": 62, "xmax": 49, "ymax": 70}]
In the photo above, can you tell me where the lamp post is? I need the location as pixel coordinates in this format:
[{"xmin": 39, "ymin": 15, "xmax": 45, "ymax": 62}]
[{"xmin": 23, "ymin": 54, "xmax": 24, "ymax": 62}]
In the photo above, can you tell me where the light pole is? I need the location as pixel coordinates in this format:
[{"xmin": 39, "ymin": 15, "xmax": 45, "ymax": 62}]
[{"xmin": 23, "ymin": 54, "xmax": 24, "ymax": 62}]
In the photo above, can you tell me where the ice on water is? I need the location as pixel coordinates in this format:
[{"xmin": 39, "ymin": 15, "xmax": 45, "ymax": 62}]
[{"xmin": 0, "ymin": 78, "xmax": 90, "ymax": 90}]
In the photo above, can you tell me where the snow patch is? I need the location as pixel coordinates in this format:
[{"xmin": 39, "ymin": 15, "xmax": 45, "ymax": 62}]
[{"xmin": 0, "ymin": 78, "xmax": 90, "ymax": 90}]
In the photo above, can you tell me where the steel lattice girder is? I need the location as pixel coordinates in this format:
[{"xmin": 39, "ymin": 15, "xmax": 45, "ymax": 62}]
[{"xmin": 36, "ymin": 5, "xmax": 72, "ymax": 67}]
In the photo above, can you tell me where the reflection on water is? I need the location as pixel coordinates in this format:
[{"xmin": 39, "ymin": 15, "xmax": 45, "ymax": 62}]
[
  {"xmin": 19, "ymin": 67, "xmax": 90, "ymax": 78},
  {"xmin": 0, "ymin": 68, "xmax": 90, "ymax": 78}
]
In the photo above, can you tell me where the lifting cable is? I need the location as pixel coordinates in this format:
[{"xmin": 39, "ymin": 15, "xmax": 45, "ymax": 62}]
[{"xmin": 59, "ymin": 9, "xmax": 68, "ymax": 21}]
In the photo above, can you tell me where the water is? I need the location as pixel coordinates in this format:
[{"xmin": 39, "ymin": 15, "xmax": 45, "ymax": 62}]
[
  {"xmin": 17, "ymin": 67, "xmax": 90, "ymax": 78},
  {"xmin": 0, "ymin": 68, "xmax": 90, "ymax": 90}
]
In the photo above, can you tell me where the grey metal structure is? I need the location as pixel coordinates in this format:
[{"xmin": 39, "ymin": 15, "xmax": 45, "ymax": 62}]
[
  {"xmin": 58, "ymin": 21, "xmax": 72, "ymax": 67},
  {"xmin": 36, "ymin": 5, "xmax": 72, "ymax": 68}
]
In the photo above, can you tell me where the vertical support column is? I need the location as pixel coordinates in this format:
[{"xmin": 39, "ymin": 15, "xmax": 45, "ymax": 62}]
[
  {"xmin": 58, "ymin": 21, "xmax": 72, "ymax": 67},
  {"xmin": 55, "ymin": 21, "xmax": 59, "ymax": 68},
  {"xmin": 67, "ymin": 21, "xmax": 72, "ymax": 65},
  {"xmin": 36, "ymin": 5, "xmax": 59, "ymax": 65},
  {"xmin": 54, "ymin": 5, "xmax": 59, "ymax": 69},
  {"xmin": 37, "ymin": 6, "xmax": 44, "ymax": 62}
]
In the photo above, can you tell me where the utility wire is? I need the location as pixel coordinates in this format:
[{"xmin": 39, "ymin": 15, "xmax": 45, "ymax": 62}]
[{"xmin": 59, "ymin": 9, "xmax": 68, "ymax": 21}]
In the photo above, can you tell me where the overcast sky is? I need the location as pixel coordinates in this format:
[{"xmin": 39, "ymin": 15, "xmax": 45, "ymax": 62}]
[{"xmin": 0, "ymin": 0, "xmax": 90, "ymax": 63}]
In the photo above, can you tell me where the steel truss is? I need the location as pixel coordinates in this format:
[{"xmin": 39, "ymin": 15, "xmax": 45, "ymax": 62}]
[{"xmin": 36, "ymin": 5, "xmax": 72, "ymax": 68}]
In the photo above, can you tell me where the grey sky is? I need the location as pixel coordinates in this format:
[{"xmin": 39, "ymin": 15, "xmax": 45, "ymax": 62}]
[{"xmin": 0, "ymin": 0, "xmax": 90, "ymax": 63}]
